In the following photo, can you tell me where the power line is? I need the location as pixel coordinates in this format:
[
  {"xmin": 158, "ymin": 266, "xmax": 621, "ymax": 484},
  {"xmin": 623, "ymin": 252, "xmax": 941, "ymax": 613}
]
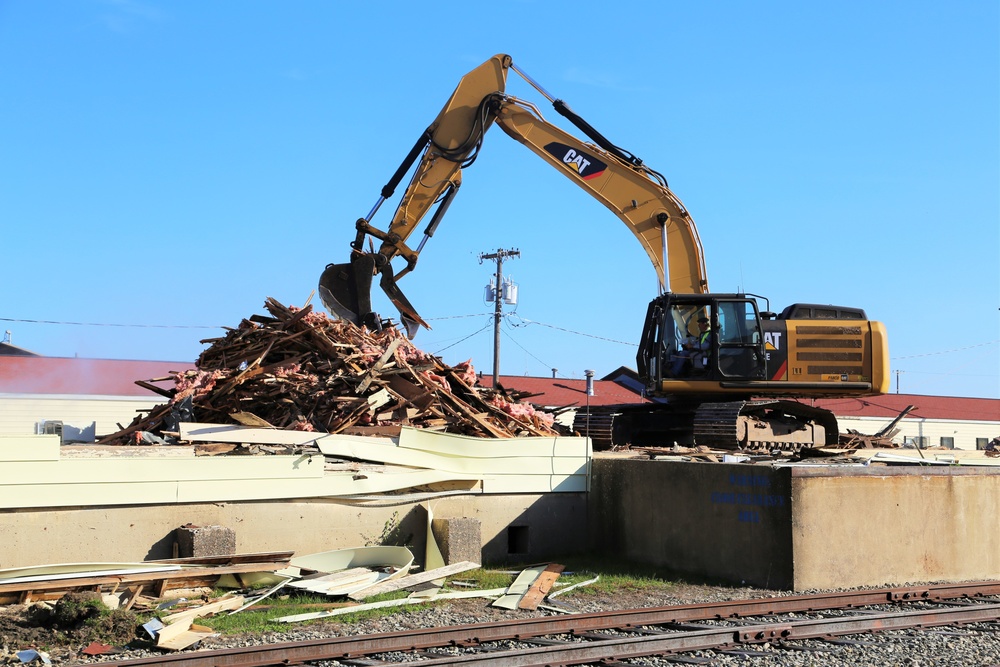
[
  {"xmin": 17, "ymin": 311, "xmax": 989, "ymax": 364},
  {"xmin": 507, "ymin": 314, "xmax": 636, "ymax": 346},
  {"xmin": 425, "ymin": 312, "xmax": 494, "ymax": 321},
  {"xmin": 0, "ymin": 317, "xmax": 221, "ymax": 330},
  {"xmin": 431, "ymin": 321, "xmax": 493, "ymax": 355},
  {"xmin": 892, "ymin": 339, "xmax": 999, "ymax": 360},
  {"xmin": 501, "ymin": 327, "xmax": 554, "ymax": 373}
]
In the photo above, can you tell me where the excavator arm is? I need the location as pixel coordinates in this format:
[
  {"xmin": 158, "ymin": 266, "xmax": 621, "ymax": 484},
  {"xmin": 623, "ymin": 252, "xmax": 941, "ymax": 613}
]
[
  {"xmin": 319, "ymin": 54, "xmax": 708, "ymax": 334},
  {"xmin": 489, "ymin": 96, "xmax": 708, "ymax": 295}
]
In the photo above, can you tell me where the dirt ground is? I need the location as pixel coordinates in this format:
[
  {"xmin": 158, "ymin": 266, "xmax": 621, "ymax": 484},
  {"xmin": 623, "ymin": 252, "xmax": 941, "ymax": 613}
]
[{"xmin": 0, "ymin": 592, "xmax": 144, "ymax": 662}]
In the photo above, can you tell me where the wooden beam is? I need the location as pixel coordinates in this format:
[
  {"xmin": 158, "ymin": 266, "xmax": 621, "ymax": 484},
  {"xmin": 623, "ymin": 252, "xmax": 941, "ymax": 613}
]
[{"xmin": 518, "ymin": 563, "xmax": 565, "ymax": 610}]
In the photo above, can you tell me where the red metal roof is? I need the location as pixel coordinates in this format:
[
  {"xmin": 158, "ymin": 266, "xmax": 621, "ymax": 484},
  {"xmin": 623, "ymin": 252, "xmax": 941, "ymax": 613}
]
[
  {"xmin": 809, "ymin": 394, "xmax": 1000, "ymax": 422},
  {"xmin": 1, "ymin": 355, "xmax": 996, "ymax": 423},
  {"xmin": 479, "ymin": 377, "xmax": 1000, "ymax": 422},
  {"xmin": 0, "ymin": 356, "xmax": 192, "ymax": 397},
  {"xmin": 478, "ymin": 375, "xmax": 648, "ymax": 407}
]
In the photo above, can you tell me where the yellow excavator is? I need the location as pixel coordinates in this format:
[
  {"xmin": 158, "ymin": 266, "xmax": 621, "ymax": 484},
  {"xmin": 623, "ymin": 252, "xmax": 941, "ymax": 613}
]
[{"xmin": 319, "ymin": 54, "xmax": 890, "ymax": 450}]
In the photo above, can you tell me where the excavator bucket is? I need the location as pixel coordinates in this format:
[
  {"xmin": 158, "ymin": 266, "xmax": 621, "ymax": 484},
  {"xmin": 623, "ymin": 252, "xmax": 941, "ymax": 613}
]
[
  {"xmin": 378, "ymin": 269, "xmax": 429, "ymax": 338},
  {"xmin": 319, "ymin": 254, "xmax": 430, "ymax": 338},
  {"xmin": 319, "ymin": 256, "xmax": 376, "ymax": 328}
]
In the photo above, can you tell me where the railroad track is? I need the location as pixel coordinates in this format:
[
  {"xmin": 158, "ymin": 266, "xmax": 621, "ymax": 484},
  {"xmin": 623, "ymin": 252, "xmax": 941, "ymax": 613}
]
[{"xmin": 103, "ymin": 580, "xmax": 1000, "ymax": 667}]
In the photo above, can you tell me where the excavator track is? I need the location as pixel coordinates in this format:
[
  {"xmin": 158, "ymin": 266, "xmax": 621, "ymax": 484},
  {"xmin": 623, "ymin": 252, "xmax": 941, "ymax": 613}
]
[
  {"xmin": 693, "ymin": 401, "xmax": 745, "ymax": 448},
  {"xmin": 576, "ymin": 401, "xmax": 839, "ymax": 452},
  {"xmin": 572, "ymin": 407, "xmax": 619, "ymax": 450},
  {"xmin": 695, "ymin": 400, "xmax": 839, "ymax": 451}
]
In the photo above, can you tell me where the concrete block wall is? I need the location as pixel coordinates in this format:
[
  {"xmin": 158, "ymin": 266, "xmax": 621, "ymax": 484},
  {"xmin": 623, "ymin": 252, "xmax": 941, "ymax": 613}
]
[
  {"xmin": 0, "ymin": 494, "xmax": 588, "ymax": 570},
  {"xmin": 589, "ymin": 459, "xmax": 793, "ymax": 589},
  {"xmin": 589, "ymin": 458, "xmax": 1000, "ymax": 591}
]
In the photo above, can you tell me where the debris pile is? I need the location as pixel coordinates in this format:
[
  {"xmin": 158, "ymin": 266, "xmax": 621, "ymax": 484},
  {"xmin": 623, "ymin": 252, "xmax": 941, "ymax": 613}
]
[{"xmin": 100, "ymin": 298, "xmax": 559, "ymax": 446}]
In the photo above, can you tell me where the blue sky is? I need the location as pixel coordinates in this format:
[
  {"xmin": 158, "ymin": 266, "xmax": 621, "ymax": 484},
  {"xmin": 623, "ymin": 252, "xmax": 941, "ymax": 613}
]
[{"xmin": 1, "ymin": 1, "xmax": 997, "ymax": 399}]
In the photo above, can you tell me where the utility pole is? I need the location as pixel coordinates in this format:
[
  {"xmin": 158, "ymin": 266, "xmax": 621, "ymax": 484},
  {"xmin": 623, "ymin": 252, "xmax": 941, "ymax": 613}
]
[{"xmin": 479, "ymin": 248, "xmax": 520, "ymax": 386}]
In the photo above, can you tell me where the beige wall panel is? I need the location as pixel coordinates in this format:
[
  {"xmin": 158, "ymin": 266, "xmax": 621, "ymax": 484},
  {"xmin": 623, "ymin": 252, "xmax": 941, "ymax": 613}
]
[
  {"xmin": 396, "ymin": 428, "xmax": 591, "ymax": 458},
  {"xmin": 319, "ymin": 438, "xmax": 587, "ymax": 475},
  {"xmin": 0, "ymin": 482, "xmax": 185, "ymax": 509},
  {"xmin": 0, "ymin": 434, "xmax": 60, "ymax": 461},
  {"xmin": 481, "ymin": 474, "xmax": 589, "ymax": 494},
  {"xmin": 0, "ymin": 396, "xmax": 161, "ymax": 438},
  {"xmin": 0, "ymin": 455, "xmax": 325, "ymax": 485}
]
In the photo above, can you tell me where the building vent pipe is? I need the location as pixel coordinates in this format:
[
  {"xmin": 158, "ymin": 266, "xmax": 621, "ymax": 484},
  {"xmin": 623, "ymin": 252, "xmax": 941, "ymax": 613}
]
[{"xmin": 585, "ymin": 369, "xmax": 595, "ymax": 396}]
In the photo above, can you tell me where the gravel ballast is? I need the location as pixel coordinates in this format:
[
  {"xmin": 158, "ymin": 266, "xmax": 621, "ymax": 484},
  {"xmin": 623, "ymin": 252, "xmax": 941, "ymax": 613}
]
[{"xmin": 66, "ymin": 582, "xmax": 1000, "ymax": 666}]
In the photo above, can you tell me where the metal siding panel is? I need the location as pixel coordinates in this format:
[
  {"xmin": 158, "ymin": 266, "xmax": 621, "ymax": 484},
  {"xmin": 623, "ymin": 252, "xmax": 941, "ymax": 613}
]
[
  {"xmin": 0, "ymin": 434, "xmax": 60, "ymax": 461},
  {"xmin": 0, "ymin": 396, "xmax": 163, "ymax": 436}
]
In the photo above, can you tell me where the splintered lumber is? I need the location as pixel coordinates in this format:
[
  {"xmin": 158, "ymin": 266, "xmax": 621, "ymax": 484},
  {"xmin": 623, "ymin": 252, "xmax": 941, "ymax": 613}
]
[
  {"xmin": 0, "ymin": 559, "xmax": 289, "ymax": 604},
  {"xmin": 161, "ymin": 595, "xmax": 245, "ymax": 624},
  {"xmin": 156, "ymin": 621, "xmax": 216, "ymax": 651},
  {"xmin": 100, "ymin": 297, "xmax": 560, "ymax": 446},
  {"xmin": 491, "ymin": 563, "xmax": 561, "ymax": 610},
  {"xmin": 518, "ymin": 563, "xmax": 565, "ymax": 610}
]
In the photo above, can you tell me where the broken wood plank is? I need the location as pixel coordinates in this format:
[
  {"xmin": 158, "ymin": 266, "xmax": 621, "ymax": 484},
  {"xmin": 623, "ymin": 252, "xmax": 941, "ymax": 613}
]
[
  {"xmin": 161, "ymin": 595, "xmax": 245, "ymax": 624},
  {"xmin": 157, "ymin": 623, "xmax": 215, "ymax": 651},
  {"xmin": 0, "ymin": 561, "xmax": 288, "ymax": 598},
  {"xmin": 518, "ymin": 563, "xmax": 565, "ymax": 610},
  {"xmin": 491, "ymin": 564, "xmax": 554, "ymax": 610}
]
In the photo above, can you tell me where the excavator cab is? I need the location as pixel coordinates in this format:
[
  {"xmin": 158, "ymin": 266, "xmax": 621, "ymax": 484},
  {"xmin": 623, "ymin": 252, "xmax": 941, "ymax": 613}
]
[{"xmin": 638, "ymin": 293, "xmax": 769, "ymax": 390}]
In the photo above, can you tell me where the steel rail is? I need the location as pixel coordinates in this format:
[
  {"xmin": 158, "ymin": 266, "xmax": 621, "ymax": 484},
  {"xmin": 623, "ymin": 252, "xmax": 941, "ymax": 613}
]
[
  {"xmin": 103, "ymin": 581, "xmax": 1000, "ymax": 667},
  {"xmin": 405, "ymin": 603, "xmax": 1000, "ymax": 667}
]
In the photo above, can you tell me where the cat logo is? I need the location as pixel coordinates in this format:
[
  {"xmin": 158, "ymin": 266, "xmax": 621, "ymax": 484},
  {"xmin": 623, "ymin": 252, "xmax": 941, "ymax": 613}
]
[{"xmin": 543, "ymin": 142, "xmax": 607, "ymax": 180}]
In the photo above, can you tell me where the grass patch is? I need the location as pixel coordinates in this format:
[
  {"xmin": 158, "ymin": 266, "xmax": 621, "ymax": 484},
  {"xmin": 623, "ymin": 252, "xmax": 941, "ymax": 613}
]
[
  {"xmin": 180, "ymin": 559, "xmax": 684, "ymax": 636},
  {"xmin": 192, "ymin": 589, "xmax": 432, "ymax": 634}
]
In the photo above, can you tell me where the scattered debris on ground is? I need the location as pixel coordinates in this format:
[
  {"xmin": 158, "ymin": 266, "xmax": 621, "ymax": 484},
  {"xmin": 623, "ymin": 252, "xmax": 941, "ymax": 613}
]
[
  {"xmin": 0, "ymin": 550, "xmax": 587, "ymax": 659},
  {"xmin": 99, "ymin": 298, "xmax": 563, "ymax": 448}
]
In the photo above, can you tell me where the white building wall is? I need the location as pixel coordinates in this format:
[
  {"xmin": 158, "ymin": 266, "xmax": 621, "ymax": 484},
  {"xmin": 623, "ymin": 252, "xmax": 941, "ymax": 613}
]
[
  {"xmin": 0, "ymin": 394, "xmax": 162, "ymax": 441},
  {"xmin": 837, "ymin": 416, "xmax": 1000, "ymax": 451}
]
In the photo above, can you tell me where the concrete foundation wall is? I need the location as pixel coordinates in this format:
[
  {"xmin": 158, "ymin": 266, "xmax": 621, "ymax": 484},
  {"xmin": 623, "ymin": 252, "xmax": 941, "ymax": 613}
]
[
  {"xmin": 790, "ymin": 466, "xmax": 1000, "ymax": 590},
  {"xmin": 0, "ymin": 494, "xmax": 587, "ymax": 570},
  {"xmin": 590, "ymin": 457, "xmax": 1000, "ymax": 591},
  {"xmin": 589, "ymin": 458, "xmax": 793, "ymax": 589}
]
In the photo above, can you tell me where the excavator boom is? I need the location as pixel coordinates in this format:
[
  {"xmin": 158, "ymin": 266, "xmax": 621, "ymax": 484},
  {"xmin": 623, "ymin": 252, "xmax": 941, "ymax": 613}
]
[{"xmin": 319, "ymin": 54, "xmax": 708, "ymax": 332}]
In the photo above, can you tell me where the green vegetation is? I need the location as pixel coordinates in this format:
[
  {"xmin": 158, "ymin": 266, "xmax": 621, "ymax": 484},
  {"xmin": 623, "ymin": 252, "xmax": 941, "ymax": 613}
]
[
  {"xmin": 550, "ymin": 556, "xmax": 683, "ymax": 596},
  {"xmin": 190, "ymin": 559, "xmax": 682, "ymax": 636},
  {"xmin": 194, "ymin": 589, "xmax": 427, "ymax": 634}
]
